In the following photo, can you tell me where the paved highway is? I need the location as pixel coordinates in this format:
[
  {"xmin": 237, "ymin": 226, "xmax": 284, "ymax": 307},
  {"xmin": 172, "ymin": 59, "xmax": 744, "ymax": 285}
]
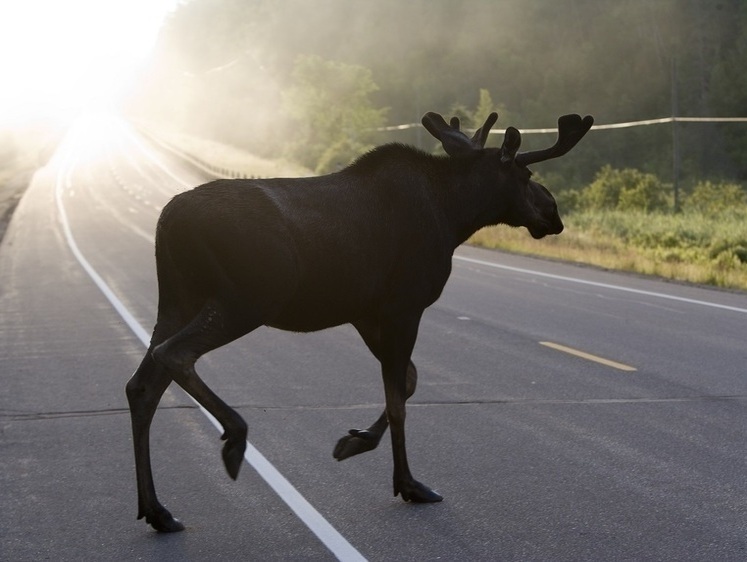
[{"xmin": 1, "ymin": 115, "xmax": 746, "ymax": 561}]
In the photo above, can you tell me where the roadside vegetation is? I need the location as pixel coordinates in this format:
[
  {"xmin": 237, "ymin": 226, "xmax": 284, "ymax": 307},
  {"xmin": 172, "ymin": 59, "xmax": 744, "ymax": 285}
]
[{"xmin": 472, "ymin": 170, "xmax": 747, "ymax": 290}]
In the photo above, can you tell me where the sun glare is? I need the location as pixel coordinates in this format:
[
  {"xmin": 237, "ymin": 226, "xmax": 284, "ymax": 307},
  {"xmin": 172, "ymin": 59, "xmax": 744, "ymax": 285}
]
[{"xmin": 0, "ymin": 0, "xmax": 176, "ymax": 127}]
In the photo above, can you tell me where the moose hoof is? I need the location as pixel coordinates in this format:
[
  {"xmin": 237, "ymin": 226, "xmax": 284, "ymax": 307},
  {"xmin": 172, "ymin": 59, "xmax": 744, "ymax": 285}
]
[
  {"xmin": 333, "ymin": 429, "xmax": 380, "ymax": 461},
  {"xmin": 222, "ymin": 438, "xmax": 247, "ymax": 480},
  {"xmin": 144, "ymin": 508, "xmax": 185, "ymax": 533},
  {"xmin": 396, "ymin": 480, "xmax": 443, "ymax": 503}
]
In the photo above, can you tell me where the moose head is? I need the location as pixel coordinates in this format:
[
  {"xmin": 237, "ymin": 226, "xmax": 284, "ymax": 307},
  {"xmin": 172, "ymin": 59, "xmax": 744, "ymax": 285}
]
[{"xmin": 422, "ymin": 111, "xmax": 594, "ymax": 239}]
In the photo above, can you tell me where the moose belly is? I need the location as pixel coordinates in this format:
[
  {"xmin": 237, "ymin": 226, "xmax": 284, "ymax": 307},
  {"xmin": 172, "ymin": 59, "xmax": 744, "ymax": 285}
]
[
  {"xmin": 265, "ymin": 237, "xmax": 387, "ymax": 332},
  {"xmin": 268, "ymin": 289, "xmax": 375, "ymax": 333}
]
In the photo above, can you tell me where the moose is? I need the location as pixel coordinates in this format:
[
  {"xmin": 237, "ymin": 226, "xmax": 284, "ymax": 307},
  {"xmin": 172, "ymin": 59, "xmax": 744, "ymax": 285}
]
[{"xmin": 126, "ymin": 110, "xmax": 593, "ymax": 532}]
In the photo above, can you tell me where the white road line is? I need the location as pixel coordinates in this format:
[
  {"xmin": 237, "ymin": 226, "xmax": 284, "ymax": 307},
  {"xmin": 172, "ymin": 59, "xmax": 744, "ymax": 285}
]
[
  {"xmin": 454, "ymin": 255, "xmax": 747, "ymax": 315},
  {"xmin": 55, "ymin": 129, "xmax": 366, "ymax": 562},
  {"xmin": 56, "ymin": 161, "xmax": 152, "ymax": 346}
]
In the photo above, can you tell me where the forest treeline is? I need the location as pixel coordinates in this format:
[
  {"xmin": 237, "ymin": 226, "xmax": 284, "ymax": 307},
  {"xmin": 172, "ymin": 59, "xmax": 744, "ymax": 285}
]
[{"xmin": 126, "ymin": 0, "xmax": 747, "ymax": 196}]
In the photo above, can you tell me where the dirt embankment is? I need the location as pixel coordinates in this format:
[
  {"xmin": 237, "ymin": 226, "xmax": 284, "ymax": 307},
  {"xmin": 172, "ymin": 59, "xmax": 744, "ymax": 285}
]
[
  {"xmin": 0, "ymin": 125, "xmax": 65, "ymax": 243},
  {"xmin": 0, "ymin": 169, "xmax": 34, "ymax": 241}
]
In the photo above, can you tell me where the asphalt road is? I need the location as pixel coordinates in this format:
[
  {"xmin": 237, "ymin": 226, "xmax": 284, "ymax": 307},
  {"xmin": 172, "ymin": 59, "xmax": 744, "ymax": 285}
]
[{"xmin": 1, "ymin": 115, "xmax": 746, "ymax": 561}]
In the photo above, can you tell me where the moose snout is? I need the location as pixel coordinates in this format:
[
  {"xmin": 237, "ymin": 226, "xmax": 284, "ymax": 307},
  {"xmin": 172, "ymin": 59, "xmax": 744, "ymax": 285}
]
[
  {"xmin": 552, "ymin": 218, "xmax": 564, "ymax": 235},
  {"xmin": 529, "ymin": 216, "xmax": 563, "ymax": 239}
]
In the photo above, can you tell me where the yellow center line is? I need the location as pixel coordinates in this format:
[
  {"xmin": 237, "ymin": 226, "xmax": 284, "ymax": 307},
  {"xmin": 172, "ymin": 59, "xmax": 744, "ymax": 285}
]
[{"xmin": 539, "ymin": 341, "xmax": 637, "ymax": 372}]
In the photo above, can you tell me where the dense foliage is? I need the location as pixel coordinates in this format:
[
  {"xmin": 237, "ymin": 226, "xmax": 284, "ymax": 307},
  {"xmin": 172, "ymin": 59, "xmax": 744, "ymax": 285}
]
[{"xmin": 127, "ymin": 0, "xmax": 747, "ymax": 194}]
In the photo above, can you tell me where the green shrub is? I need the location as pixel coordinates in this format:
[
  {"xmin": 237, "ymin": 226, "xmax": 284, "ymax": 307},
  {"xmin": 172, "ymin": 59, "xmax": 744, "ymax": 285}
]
[
  {"xmin": 580, "ymin": 165, "xmax": 669, "ymax": 212},
  {"xmin": 708, "ymin": 237, "xmax": 747, "ymax": 264},
  {"xmin": 554, "ymin": 188, "xmax": 583, "ymax": 213},
  {"xmin": 684, "ymin": 180, "xmax": 747, "ymax": 215}
]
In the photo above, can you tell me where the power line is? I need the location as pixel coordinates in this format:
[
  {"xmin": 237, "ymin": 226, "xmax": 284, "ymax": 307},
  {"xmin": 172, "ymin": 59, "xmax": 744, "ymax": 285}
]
[{"xmin": 376, "ymin": 116, "xmax": 747, "ymax": 134}]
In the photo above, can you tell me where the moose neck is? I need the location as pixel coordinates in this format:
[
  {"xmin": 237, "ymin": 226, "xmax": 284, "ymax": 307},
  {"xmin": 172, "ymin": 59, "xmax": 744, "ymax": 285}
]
[
  {"xmin": 436, "ymin": 154, "xmax": 505, "ymax": 249},
  {"xmin": 344, "ymin": 145, "xmax": 506, "ymax": 251}
]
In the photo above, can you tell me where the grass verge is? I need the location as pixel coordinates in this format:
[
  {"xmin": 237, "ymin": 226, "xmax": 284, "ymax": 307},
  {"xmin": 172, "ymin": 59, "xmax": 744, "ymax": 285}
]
[{"xmin": 470, "ymin": 210, "xmax": 747, "ymax": 291}]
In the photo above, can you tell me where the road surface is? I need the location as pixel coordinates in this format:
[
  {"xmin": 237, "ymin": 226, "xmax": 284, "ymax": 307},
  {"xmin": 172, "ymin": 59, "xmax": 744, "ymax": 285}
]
[{"xmin": 1, "ymin": 115, "xmax": 746, "ymax": 561}]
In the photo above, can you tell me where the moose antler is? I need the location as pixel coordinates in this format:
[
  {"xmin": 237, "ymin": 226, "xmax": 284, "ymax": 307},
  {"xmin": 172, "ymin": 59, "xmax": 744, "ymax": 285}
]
[
  {"xmin": 422, "ymin": 112, "xmax": 498, "ymax": 156},
  {"xmin": 515, "ymin": 114, "xmax": 594, "ymax": 167},
  {"xmin": 470, "ymin": 112, "xmax": 498, "ymax": 148}
]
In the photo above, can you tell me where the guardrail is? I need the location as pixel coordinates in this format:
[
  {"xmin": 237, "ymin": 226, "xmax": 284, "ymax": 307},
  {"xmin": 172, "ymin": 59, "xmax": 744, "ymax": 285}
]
[{"xmin": 135, "ymin": 125, "xmax": 261, "ymax": 180}]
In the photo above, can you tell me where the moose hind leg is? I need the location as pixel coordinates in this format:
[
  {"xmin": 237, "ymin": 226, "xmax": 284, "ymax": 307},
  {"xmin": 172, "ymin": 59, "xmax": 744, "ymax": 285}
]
[
  {"xmin": 152, "ymin": 300, "xmax": 258, "ymax": 480},
  {"xmin": 126, "ymin": 352, "xmax": 185, "ymax": 532},
  {"xmin": 333, "ymin": 360, "xmax": 417, "ymax": 461}
]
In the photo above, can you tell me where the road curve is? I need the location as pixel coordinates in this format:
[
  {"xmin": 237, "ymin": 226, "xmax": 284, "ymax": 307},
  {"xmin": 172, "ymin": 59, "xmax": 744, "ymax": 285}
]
[{"xmin": 1, "ymin": 115, "xmax": 746, "ymax": 561}]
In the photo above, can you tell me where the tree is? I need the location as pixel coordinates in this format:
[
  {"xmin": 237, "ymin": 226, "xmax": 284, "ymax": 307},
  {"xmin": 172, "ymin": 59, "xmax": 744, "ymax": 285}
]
[
  {"xmin": 472, "ymin": 89, "xmax": 496, "ymax": 129},
  {"xmin": 282, "ymin": 55, "xmax": 387, "ymax": 173},
  {"xmin": 709, "ymin": 3, "xmax": 747, "ymax": 180},
  {"xmin": 130, "ymin": 0, "xmax": 746, "ymax": 185}
]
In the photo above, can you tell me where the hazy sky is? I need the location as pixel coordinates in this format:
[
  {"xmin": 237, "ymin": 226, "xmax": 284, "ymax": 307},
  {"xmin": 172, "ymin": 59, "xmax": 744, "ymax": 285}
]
[{"xmin": 0, "ymin": 0, "xmax": 177, "ymax": 125}]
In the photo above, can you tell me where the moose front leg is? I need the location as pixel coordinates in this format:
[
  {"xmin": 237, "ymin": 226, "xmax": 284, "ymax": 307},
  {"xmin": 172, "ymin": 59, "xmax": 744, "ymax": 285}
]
[
  {"xmin": 380, "ymin": 314, "xmax": 442, "ymax": 503},
  {"xmin": 382, "ymin": 362, "xmax": 442, "ymax": 502},
  {"xmin": 333, "ymin": 360, "xmax": 417, "ymax": 461}
]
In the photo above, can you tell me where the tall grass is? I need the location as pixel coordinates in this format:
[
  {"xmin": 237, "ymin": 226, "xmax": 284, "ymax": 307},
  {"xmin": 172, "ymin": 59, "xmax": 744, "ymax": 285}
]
[{"xmin": 470, "ymin": 210, "xmax": 747, "ymax": 291}]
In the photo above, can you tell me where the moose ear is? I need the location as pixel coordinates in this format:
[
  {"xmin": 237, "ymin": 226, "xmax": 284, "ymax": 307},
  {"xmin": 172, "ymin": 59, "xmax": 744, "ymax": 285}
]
[{"xmin": 500, "ymin": 127, "xmax": 522, "ymax": 163}]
